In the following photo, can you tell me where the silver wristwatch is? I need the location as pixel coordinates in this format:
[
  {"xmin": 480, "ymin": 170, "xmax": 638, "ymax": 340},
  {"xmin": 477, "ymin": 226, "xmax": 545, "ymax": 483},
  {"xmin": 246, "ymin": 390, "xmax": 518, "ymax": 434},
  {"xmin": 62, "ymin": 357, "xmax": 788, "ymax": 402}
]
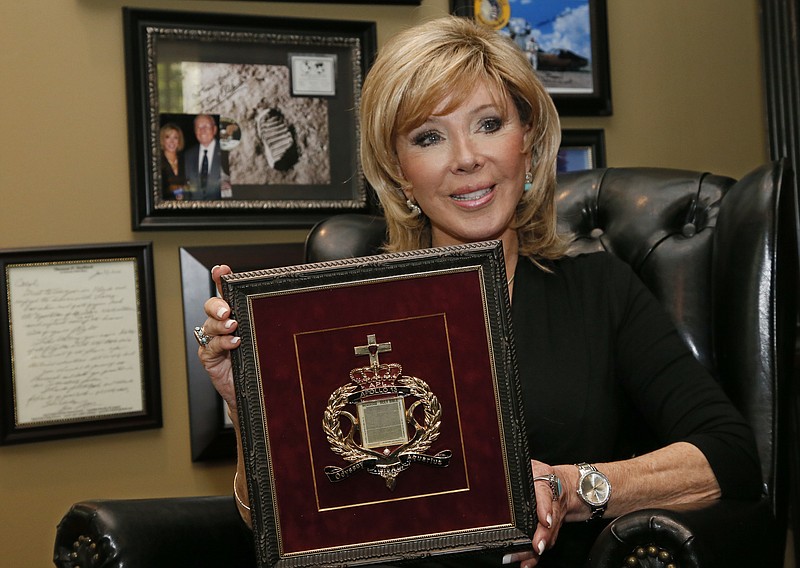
[{"xmin": 575, "ymin": 462, "xmax": 611, "ymax": 520}]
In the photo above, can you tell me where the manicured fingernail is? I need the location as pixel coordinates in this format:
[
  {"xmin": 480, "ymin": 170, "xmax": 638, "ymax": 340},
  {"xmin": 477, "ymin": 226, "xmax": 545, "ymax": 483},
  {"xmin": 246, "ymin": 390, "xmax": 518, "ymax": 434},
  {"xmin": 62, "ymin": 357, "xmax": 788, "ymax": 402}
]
[
  {"xmin": 211, "ymin": 265, "xmax": 221, "ymax": 273},
  {"xmin": 224, "ymin": 319, "xmax": 235, "ymax": 329},
  {"xmin": 546, "ymin": 513, "xmax": 552, "ymax": 528},
  {"xmin": 217, "ymin": 307, "xmax": 227, "ymax": 319},
  {"xmin": 538, "ymin": 539, "xmax": 546, "ymax": 555},
  {"xmin": 231, "ymin": 336, "xmax": 241, "ymax": 344},
  {"xmin": 502, "ymin": 552, "xmax": 528, "ymax": 564}
]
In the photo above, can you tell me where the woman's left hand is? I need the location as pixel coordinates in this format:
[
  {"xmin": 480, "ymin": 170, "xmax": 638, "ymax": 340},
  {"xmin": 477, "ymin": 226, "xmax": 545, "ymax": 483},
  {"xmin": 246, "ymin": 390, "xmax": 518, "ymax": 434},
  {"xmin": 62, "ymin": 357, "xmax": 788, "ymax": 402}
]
[{"xmin": 503, "ymin": 460, "xmax": 567, "ymax": 567}]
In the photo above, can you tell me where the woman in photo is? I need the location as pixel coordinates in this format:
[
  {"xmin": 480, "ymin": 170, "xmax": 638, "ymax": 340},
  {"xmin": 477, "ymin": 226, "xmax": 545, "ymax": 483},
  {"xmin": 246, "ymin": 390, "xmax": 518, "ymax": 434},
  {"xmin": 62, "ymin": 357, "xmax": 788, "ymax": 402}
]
[{"xmin": 159, "ymin": 122, "xmax": 187, "ymax": 200}]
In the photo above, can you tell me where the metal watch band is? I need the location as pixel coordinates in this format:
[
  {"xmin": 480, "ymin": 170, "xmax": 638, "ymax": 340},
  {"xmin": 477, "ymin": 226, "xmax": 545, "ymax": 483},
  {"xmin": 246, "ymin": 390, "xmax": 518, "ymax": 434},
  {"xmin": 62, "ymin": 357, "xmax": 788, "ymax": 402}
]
[
  {"xmin": 589, "ymin": 503, "xmax": 606, "ymax": 520},
  {"xmin": 575, "ymin": 462, "xmax": 610, "ymax": 520}
]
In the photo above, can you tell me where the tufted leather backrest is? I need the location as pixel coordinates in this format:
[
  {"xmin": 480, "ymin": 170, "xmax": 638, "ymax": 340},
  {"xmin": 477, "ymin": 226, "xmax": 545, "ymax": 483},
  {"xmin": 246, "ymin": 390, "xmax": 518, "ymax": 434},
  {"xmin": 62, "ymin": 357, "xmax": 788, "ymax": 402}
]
[
  {"xmin": 556, "ymin": 164, "xmax": 797, "ymax": 522},
  {"xmin": 304, "ymin": 162, "xmax": 798, "ymax": 521},
  {"xmin": 555, "ymin": 168, "xmax": 732, "ymax": 371}
]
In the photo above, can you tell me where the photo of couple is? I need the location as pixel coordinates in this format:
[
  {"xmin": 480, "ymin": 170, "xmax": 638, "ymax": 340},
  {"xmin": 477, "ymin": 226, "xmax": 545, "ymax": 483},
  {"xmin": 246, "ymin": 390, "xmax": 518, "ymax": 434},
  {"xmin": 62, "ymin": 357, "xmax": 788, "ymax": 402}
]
[{"xmin": 158, "ymin": 114, "xmax": 231, "ymax": 201}]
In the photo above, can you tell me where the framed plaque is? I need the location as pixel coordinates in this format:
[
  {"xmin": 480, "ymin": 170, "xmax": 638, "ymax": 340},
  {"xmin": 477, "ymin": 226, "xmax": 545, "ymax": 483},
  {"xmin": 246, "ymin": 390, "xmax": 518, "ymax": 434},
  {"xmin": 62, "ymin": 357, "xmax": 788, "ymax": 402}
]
[{"xmin": 222, "ymin": 240, "xmax": 535, "ymax": 567}]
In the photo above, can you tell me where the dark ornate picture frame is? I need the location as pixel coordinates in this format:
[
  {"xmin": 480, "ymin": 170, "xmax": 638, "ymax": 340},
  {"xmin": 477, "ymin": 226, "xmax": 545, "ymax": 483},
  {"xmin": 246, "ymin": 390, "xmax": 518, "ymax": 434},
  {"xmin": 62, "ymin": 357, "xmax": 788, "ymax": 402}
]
[
  {"xmin": 0, "ymin": 242, "xmax": 161, "ymax": 445},
  {"xmin": 124, "ymin": 8, "xmax": 377, "ymax": 230},
  {"xmin": 559, "ymin": 128, "xmax": 606, "ymax": 172},
  {"xmin": 222, "ymin": 241, "xmax": 534, "ymax": 568},
  {"xmin": 240, "ymin": 0, "xmax": 420, "ymax": 3},
  {"xmin": 451, "ymin": 0, "xmax": 611, "ymax": 115},
  {"xmin": 179, "ymin": 242, "xmax": 306, "ymax": 461}
]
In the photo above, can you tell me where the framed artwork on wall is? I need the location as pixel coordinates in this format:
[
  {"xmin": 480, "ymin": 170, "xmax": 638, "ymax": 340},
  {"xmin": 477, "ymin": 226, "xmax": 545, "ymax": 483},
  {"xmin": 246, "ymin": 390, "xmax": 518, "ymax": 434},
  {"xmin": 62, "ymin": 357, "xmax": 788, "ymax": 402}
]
[
  {"xmin": 123, "ymin": 8, "xmax": 378, "ymax": 230},
  {"xmin": 451, "ymin": 0, "xmax": 612, "ymax": 116},
  {"xmin": 558, "ymin": 128, "xmax": 606, "ymax": 172},
  {"xmin": 180, "ymin": 242, "xmax": 306, "ymax": 461},
  {"xmin": 0, "ymin": 242, "xmax": 161, "ymax": 445}
]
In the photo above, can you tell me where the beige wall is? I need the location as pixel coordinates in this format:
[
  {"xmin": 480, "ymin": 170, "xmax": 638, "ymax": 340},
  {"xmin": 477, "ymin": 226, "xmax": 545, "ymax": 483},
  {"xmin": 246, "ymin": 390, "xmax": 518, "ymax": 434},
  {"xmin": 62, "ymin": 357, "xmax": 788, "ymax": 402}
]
[{"xmin": 0, "ymin": 1, "xmax": 764, "ymax": 565}]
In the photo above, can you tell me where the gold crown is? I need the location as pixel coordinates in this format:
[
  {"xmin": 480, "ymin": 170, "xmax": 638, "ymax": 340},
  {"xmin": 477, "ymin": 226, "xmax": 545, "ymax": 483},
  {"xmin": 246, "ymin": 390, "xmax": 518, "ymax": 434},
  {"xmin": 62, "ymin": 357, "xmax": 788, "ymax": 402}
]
[{"xmin": 350, "ymin": 363, "xmax": 402, "ymax": 389}]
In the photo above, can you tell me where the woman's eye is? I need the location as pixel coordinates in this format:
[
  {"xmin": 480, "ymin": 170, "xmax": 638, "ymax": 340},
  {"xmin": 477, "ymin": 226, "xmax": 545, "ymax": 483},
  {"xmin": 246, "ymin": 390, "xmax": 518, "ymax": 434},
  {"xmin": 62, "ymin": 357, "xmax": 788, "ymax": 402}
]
[
  {"xmin": 412, "ymin": 131, "xmax": 442, "ymax": 147},
  {"xmin": 480, "ymin": 117, "xmax": 503, "ymax": 133}
]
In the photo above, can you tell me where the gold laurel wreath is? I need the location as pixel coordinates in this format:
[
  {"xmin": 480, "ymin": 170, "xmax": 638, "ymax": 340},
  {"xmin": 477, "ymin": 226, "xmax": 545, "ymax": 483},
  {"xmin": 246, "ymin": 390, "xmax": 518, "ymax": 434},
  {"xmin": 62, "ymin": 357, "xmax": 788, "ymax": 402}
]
[
  {"xmin": 322, "ymin": 376, "xmax": 442, "ymax": 462},
  {"xmin": 322, "ymin": 382, "xmax": 366, "ymax": 462},
  {"xmin": 399, "ymin": 376, "xmax": 441, "ymax": 455}
]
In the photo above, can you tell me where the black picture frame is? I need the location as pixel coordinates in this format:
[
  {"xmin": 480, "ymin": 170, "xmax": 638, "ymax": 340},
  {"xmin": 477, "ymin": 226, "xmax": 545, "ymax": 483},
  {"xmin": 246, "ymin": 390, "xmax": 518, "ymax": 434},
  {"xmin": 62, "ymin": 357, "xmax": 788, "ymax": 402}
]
[
  {"xmin": 239, "ymin": 0, "xmax": 420, "ymax": 3},
  {"xmin": 180, "ymin": 242, "xmax": 306, "ymax": 461},
  {"xmin": 124, "ymin": 8, "xmax": 378, "ymax": 230},
  {"xmin": 451, "ymin": 0, "xmax": 611, "ymax": 115},
  {"xmin": 0, "ymin": 242, "xmax": 161, "ymax": 445},
  {"xmin": 558, "ymin": 128, "xmax": 606, "ymax": 172},
  {"xmin": 222, "ymin": 240, "xmax": 534, "ymax": 568}
]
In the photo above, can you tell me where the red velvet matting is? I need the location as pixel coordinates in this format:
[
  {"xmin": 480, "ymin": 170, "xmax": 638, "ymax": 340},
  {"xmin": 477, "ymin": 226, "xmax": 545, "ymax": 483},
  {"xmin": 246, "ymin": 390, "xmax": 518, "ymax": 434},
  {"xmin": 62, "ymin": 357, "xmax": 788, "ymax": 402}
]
[{"xmin": 247, "ymin": 268, "xmax": 514, "ymax": 556}]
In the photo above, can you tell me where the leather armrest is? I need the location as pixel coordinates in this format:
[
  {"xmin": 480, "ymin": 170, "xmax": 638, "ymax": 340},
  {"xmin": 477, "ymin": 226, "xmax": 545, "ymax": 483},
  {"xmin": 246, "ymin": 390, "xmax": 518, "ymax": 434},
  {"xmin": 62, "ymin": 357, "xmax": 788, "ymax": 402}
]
[
  {"xmin": 53, "ymin": 496, "xmax": 256, "ymax": 568},
  {"xmin": 587, "ymin": 498, "xmax": 776, "ymax": 568}
]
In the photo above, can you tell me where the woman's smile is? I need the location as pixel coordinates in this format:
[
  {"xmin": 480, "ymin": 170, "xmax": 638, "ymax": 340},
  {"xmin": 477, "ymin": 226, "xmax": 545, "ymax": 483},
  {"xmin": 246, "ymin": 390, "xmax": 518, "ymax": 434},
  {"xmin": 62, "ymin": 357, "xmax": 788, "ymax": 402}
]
[{"xmin": 450, "ymin": 184, "xmax": 495, "ymax": 204}]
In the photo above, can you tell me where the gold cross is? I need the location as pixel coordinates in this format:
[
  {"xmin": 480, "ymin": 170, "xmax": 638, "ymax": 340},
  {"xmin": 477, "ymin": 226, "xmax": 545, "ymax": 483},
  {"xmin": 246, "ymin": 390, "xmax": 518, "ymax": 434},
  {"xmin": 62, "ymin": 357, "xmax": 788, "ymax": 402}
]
[{"xmin": 354, "ymin": 334, "xmax": 392, "ymax": 368}]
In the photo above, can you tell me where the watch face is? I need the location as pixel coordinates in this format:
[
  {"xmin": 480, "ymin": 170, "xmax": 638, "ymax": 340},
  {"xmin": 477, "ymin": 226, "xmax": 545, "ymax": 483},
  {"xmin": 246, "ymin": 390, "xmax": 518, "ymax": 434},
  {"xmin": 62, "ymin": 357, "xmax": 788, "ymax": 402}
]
[{"xmin": 579, "ymin": 471, "xmax": 610, "ymax": 506}]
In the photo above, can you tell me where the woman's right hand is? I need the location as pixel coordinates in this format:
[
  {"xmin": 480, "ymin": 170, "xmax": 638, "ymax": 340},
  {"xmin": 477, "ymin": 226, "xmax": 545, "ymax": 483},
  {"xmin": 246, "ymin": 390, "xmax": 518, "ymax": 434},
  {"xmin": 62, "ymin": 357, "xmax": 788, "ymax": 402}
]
[{"xmin": 197, "ymin": 264, "xmax": 241, "ymax": 413}]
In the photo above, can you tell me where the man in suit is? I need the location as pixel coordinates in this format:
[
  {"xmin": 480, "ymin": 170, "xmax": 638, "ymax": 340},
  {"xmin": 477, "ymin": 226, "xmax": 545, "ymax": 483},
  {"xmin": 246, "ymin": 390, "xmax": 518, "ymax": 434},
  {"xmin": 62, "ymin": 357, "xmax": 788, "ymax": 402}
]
[{"xmin": 185, "ymin": 114, "xmax": 231, "ymax": 200}]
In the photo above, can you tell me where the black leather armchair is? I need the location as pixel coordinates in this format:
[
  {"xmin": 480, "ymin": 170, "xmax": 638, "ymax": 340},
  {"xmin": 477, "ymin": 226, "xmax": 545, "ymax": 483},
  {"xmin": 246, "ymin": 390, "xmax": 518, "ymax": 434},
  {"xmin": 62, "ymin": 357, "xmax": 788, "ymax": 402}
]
[{"xmin": 53, "ymin": 162, "xmax": 797, "ymax": 568}]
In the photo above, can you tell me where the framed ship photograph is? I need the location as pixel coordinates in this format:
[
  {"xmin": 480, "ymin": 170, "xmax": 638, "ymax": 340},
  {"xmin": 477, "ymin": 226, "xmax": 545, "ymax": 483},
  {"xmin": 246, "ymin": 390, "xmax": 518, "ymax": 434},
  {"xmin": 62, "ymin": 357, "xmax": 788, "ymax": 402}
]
[
  {"xmin": 222, "ymin": 241, "xmax": 535, "ymax": 567},
  {"xmin": 451, "ymin": 0, "xmax": 612, "ymax": 115}
]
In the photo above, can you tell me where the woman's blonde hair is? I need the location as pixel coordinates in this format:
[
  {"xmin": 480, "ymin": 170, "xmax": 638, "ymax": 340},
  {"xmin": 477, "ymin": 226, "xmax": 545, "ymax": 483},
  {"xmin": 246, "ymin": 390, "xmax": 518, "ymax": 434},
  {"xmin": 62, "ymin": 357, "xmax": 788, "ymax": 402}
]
[
  {"xmin": 360, "ymin": 16, "xmax": 567, "ymax": 260},
  {"xmin": 159, "ymin": 123, "xmax": 185, "ymax": 152}
]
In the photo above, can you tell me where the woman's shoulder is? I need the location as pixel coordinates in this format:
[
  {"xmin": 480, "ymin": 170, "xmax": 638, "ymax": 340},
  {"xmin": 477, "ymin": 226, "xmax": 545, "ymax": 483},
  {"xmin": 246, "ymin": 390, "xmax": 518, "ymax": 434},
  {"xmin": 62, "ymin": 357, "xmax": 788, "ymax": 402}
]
[
  {"xmin": 519, "ymin": 252, "xmax": 643, "ymax": 311},
  {"xmin": 529, "ymin": 251, "xmax": 634, "ymax": 282}
]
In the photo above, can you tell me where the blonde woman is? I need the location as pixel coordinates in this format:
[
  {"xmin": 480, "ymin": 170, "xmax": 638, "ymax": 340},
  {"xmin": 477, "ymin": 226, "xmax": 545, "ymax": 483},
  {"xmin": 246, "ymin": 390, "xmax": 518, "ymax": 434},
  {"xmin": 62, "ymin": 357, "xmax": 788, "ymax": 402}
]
[{"xmin": 197, "ymin": 16, "xmax": 760, "ymax": 567}]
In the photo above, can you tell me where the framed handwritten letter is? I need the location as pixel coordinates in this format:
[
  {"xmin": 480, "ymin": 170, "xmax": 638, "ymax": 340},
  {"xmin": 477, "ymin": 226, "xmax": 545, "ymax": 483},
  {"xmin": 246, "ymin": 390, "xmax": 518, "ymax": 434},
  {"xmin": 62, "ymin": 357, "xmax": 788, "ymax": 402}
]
[{"xmin": 0, "ymin": 243, "xmax": 161, "ymax": 445}]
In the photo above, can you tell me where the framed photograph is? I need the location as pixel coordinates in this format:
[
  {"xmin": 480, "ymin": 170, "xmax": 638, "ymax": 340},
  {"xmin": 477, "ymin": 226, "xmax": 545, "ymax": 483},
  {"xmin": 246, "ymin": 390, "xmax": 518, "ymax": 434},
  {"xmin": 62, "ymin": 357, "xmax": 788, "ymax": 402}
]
[
  {"xmin": 123, "ymin": 8, "xmax": 378, "ymax": 230},
  {"xmin": 179, "ymin": 242, "xmax": 306, "ymax": 461},
  {"xmin": 451, "ymin": 0, "xmax": 612, "ymax": 115},
  {"xmin": 222, "ymin": 241, "xmax": 534, "ymax": 567},
  {"xmin": 0, "ymin": 243, "xmax": 161, "ymax": 445},
  {"xmin": 558, "ymin": 128, "xmax": 606, "ymax": 172}
]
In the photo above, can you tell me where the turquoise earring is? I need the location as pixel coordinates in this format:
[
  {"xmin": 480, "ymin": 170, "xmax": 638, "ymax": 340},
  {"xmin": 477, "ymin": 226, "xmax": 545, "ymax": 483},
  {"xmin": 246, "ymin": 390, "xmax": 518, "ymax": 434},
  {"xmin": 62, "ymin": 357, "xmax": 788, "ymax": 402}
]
[{"xmin": 524, "ymin": 171, "xmax": 533, "ymax": 192}]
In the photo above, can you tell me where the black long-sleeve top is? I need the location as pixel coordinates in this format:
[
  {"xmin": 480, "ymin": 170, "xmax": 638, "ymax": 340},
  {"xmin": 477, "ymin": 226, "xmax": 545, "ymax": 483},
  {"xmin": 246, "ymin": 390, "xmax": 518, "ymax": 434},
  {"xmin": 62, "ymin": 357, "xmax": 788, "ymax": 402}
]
[
  {"xmin": 508, "ymin": 252, "xmax": 761, "ymax": 566},
  {"xmin": 512, "ymin": 252, "xmax": 760, "ymax": 499},
  {"xmin": 386, "ymin": 252, "xmax": 762, "ymax": 568}
]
